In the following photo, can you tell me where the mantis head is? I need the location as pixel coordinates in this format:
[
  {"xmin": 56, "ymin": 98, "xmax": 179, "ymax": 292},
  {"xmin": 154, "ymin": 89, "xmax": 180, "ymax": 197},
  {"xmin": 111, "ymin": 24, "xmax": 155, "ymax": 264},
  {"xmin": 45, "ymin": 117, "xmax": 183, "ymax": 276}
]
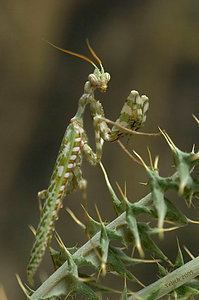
[
  {"xmin": 46, "ymin": 40, "xmax": 110, "ymax": 92},
  {"xmin": 88, "ymin": 65, "xmax": 110, "ymax": 92}
]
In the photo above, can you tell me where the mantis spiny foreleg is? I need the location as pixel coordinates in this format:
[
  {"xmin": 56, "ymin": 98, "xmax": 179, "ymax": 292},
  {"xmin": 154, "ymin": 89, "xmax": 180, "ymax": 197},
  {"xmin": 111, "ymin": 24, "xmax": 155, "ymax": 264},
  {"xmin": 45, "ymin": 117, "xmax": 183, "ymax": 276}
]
[
  {"xmin": 90, "ymin": 89, "xmax": 150, "ymax": 143},
  {"xmin": 108, "ymin": 90, "xmax": 149, "ymax": 141}
]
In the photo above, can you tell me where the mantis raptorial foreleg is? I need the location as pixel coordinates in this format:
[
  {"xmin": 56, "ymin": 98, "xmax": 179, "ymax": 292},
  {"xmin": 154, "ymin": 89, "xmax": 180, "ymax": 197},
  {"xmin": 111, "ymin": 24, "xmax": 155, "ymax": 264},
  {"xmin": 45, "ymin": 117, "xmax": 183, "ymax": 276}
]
[
  {"xmin": 90, "ymin": 89, "xmax": 150, "ymax": 143},
  {"xmin": 109, "ymin": 90, "xmax": 149, "ymax": 140}
]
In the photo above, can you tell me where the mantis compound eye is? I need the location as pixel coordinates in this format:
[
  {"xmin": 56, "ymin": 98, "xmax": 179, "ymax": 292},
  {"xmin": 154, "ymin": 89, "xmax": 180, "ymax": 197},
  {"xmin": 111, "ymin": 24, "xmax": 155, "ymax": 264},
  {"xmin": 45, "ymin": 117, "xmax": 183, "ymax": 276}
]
[
  {"xmin": 99, "ymin": 72, "xmax": 110, "ymax": 92},
  {"xmin": 88, "ymin": 74, "xmax": 100, "ymax": 87}
]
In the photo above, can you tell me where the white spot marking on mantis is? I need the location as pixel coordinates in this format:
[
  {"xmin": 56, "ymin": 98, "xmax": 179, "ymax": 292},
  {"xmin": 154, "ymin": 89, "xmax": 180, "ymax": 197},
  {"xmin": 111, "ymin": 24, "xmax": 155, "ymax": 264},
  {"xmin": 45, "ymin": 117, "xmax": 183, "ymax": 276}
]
[
  {"xmin": 143, "ymin": 101, "xmax": 149, "ymax": 114},
  {"xmin": 142, "ymin": 115, "xmax": 147, "ymax": 123},
  {"xmin": 58, "ymin": 166, "xmax": 64, "ymax": 177},
  {"xmin": 73, "ymin": 146, "xmax": 80, "ymax": 152},
  {"xmin": 68, "ymin": 163, "xmax": 74, "ymax": 169},
  {"xmin": 63, "ymin": 144, "xmax": 70, "ymax": 155},
  {"xmin": 75, "ymin": 137, "xmax": 81, "ymax": 142},
  {"xmin": 70, "ymin": 155, "xmax": 77, "ymax": 161},
  {"xmin": 100, "ymin": 123, "xmax": 107, "ymax": 131},
  {"xmin": 79, "ymin": 127, "xmax": 84, "ymax": 134},
  {"xmin": 121, "ymin": 103, "xmax": 132, "ymax": 115},
  {"xmin": 64, "ymin": 172, "xmax": 70, "ymax": 178},
  {"xmin": 136, "ymin": 96, "xmax": 142, "ymax": 105},
  {"xmin": 137, "ymin": 108, "xmax": 142, "ymax": 117},
  {"xmin": 100, "ymin": 138, "xmax": 104, "ymax": 146}
]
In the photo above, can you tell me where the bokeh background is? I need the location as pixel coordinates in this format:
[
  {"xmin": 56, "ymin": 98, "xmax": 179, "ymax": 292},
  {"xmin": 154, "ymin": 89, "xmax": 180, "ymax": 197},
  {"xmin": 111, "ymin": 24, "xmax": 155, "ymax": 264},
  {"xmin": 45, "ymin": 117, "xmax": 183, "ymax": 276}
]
[{"xmin": 0, "ymin": 1, "xmax": 198, "ymax": 299}]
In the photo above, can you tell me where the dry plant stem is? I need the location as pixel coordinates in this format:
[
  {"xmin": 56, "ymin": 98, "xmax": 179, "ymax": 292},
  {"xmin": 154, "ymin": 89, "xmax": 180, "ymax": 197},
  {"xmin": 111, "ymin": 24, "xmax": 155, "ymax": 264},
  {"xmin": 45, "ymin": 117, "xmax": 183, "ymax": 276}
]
[
  {"xmin": 192, "ymin": 114, "xmax": 199, "ymax": 125},
  {"xmin": 30, "ymin": 193, "xmax": 152, "ymax": 299},
  {"xmin": 133, "ymin": 256, "xmax": 199, "ymax": 300},
  {"xmin": 117, "ymin": 139, "xmax": 142, "ymax": 165},
  {"xmin": 29, "ymin": 169, "xmax": 191, "ymax": 299}
]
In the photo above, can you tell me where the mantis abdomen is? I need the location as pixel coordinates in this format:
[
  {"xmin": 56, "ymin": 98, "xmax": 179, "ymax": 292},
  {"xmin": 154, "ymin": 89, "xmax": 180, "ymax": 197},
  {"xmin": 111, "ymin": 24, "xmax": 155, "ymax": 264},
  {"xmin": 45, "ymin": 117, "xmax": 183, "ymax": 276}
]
[{"xmin": 27, "ymin": 121, "xmax": 84, "ymax": 283}]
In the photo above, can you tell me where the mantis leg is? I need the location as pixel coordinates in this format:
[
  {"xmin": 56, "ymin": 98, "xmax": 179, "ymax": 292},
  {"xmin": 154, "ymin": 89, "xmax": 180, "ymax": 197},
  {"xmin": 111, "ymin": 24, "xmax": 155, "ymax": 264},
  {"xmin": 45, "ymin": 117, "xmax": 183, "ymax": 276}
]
[
  {"xmin": 91, "ymin": 90, "xmax": 150, "ymax": 142},
  {"xmin": 83, "ymin": 142, "xmax": 102, "ymax": 166},
  {"xmin": 73, "ymin": 166, "xmax": 87, "ymax": 192},
  {"xmin": 73, "ymin": 165, "xmax": 88, "ymax": 208},
  {"xmin": 108, "ymin": 90, "xmax": 150, "ymax": 141}
]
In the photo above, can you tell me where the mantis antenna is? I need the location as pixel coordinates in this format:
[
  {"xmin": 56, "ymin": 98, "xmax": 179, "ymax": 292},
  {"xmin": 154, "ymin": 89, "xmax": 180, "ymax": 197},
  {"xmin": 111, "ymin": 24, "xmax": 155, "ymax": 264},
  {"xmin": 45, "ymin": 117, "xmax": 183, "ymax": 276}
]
[
  {"xmin": 45, "ymin": 40, "xmax": 100, "ymax": 70},
  {"xmin": 86, "ymin": 39, "xmax": 103, "ymax": 68}
]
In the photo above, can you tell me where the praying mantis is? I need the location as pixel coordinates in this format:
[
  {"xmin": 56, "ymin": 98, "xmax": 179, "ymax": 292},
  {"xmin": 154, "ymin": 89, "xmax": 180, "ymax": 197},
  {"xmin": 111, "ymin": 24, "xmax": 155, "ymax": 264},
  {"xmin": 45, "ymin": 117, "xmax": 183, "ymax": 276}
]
[{"xmin": 27, "ymin": 41, "xmax": 150, "ymax": 284}]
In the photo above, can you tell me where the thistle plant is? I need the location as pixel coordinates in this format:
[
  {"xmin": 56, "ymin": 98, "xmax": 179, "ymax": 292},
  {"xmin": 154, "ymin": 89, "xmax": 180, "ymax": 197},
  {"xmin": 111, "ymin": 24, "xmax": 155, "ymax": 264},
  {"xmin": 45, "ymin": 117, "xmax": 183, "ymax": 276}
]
[{"xmin": 18, "ymin": 43, "xmax": 199, "ymax": 300}]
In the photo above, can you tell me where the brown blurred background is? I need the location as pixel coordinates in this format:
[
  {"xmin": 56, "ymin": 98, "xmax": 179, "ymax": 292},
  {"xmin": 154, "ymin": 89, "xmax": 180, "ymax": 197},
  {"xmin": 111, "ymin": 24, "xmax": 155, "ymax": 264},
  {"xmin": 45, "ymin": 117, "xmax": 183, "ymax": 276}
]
[{"xmin": 0, "ymin": 1, "xmax": 198, "ymax": 299}]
